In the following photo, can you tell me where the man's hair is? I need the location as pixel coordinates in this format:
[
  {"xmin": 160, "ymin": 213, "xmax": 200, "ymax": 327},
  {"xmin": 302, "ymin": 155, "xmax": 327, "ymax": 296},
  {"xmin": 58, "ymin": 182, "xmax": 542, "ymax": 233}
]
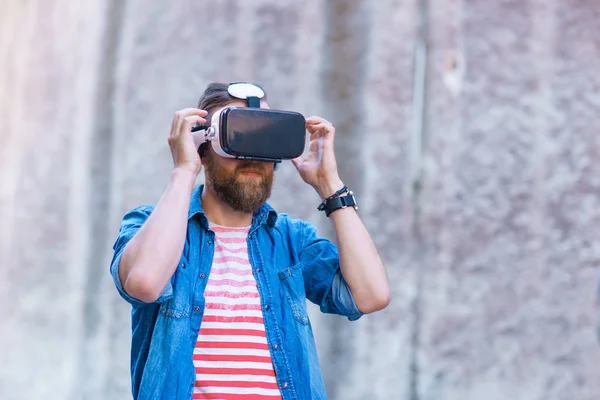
[{"xmin": 196, "ymin": 82, "xmax": 268, "ymax": 158}]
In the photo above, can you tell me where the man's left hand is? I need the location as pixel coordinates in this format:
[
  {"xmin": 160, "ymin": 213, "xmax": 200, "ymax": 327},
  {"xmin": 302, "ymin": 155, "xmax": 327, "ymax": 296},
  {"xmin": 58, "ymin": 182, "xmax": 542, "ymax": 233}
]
[{"xmin": 292, "ymin": 116, "xmax": 344, "ymax": 199}]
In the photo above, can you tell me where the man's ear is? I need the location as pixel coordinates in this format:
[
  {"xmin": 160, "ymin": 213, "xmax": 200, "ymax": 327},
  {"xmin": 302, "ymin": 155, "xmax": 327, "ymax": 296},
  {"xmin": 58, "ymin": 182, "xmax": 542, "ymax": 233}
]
[{"xmin": 198, "ymin": 143, "xmax": 208, "ymax": 162}]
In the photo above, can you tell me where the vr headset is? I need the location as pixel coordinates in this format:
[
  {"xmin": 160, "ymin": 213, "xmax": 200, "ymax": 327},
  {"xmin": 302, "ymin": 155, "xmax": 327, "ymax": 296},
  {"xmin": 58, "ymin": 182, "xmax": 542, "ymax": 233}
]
[{"xmin": 192, "ymin": 82, "xmax": 306, "ymax": 164}]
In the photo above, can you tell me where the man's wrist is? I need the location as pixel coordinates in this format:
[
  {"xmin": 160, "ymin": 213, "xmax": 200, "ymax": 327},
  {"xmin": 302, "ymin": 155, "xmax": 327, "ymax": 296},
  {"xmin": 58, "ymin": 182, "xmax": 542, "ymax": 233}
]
[
  {"xmin": 315, "ymin": 178, "xmax": 345, "ymax": 200},
  {"xmin": 171, "ymin": 167, "xmax": 197, "ymax": 190}
]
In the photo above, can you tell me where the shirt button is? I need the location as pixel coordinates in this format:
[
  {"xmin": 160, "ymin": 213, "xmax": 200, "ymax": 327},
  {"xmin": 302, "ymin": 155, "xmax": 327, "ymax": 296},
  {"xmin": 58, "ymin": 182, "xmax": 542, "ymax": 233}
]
[
  {"xmin": 283, "ymin": 383, "xmax": 288, "ymax": 389},
  {"xmin": 207, "ymin": 240, "xmax": 212, "ymax": 245},
  {"xmin": 265, "ymin": 305, "xmax": 270, "ymax": 311},
  {"xmin": 273, "ymin": 344, "xmax": 279, "ymax": 350},
  {"xmin": 200, "ymin": 273, "xmax": 206, "ymax": 279},
  {"xmin": 256, "ymin": 268, "xmax": 261, "ymax": 273},
  {"xmin": 194, "ymin": 306, "xmax": 200, "ymax": 312},
  {"xmin": 181, "ymin": 263, "xmax": 186, "ymax": 269}
]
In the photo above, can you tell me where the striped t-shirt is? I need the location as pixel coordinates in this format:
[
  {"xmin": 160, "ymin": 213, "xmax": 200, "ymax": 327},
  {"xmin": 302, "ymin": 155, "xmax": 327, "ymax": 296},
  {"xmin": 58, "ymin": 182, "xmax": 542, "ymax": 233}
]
[{"xmin": 193, "ymin": 224, "xmax": 283, "ymax": 400}]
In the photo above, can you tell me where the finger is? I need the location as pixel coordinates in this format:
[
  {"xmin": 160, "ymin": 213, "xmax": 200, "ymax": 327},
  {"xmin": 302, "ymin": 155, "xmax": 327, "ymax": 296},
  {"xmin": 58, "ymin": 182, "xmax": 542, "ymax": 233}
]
[
  {"xmin": 181, "ymin": 117, "xmax": 205, "ymax": 142},
  {"xmin": 183, "ymin": 115, "xmax": 206, "ymax": 128},
  {"xmin": 291, "ymin": 156, "xmax": 303, "ymax": 169},
  {"xmin": 306, "ymin": 116, "xmax": 330, "ymax": 125},
  {"xmin": 309, "ymin": 122, "xmax": 329, "ymax": 131},
  {"xmin": 171, "ymin": 109, "xmax": 208, "ymax": 137},
  {"xmin": 184, "ymin": 116, "xmax": 207, "ymax": 147},
  {"xmin": 174, "ymin": 116, "xmax": 206, "ymax": 140},
  {"xmin": 308, "ymin": 123, "xmax": 333, "ymax": 137},
  {"xmin": 175, "ymin": 108, "xmax": 208, "ymax": 118},
  {"xmin": 172, "ymin": 116, "xmax": 184, "ymax": 140},
  {"xmin": 307, "ymin": 118, "xmax": 333, "ymax": 128},
  {"xmin": 171, "ymin": 114, "xmax": 178, "ymax": 135},
  {"xmin": 306, "ymin": 123, "xmax": 325, "ymax": 134}
]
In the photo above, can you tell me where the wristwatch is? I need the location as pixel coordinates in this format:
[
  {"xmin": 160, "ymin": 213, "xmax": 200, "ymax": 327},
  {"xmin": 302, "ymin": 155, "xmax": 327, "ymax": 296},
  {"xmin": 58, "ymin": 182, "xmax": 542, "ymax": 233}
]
[{"xmin": 323, "ymin": 191, "xmax": 358, "ymax": 217}]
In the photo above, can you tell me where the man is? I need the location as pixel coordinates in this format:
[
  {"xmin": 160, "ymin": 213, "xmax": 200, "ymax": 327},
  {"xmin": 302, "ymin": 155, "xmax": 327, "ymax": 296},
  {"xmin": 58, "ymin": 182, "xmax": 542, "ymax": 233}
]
[{"xmin": 110, "ymin": 82, "xmax": 390, "ymax": 400}]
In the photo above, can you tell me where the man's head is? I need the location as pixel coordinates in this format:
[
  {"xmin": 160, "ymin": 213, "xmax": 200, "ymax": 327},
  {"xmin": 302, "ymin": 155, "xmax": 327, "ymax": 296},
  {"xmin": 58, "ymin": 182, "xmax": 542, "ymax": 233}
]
[{"xmin": 197, "ymin": 82, "xmax": 274, "ymax": 214}]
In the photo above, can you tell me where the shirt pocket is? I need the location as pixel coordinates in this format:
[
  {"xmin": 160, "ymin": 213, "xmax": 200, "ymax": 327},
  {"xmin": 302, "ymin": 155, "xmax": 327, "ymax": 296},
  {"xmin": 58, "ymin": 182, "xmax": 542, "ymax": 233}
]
[
  {"xmin": 158, "ymin": 258, "xmax": 191, "ymax": 318},
  {"xmin": 278, "ymin": 262, "xmax": 309, "ymax": 325}
]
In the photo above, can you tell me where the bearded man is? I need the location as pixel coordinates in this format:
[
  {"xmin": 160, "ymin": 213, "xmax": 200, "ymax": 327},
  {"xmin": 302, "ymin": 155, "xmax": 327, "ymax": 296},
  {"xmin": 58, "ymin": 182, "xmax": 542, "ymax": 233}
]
[{"xmin": 110, "ymin": 82, "xmax": 390, "ymax": 400}]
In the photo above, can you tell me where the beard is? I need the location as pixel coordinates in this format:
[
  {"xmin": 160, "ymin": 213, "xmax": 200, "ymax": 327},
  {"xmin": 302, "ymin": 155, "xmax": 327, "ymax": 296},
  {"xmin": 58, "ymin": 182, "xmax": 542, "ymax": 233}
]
[{"xmin": 204, "ymin": 155, "xmax": 274, "ymax": 214}]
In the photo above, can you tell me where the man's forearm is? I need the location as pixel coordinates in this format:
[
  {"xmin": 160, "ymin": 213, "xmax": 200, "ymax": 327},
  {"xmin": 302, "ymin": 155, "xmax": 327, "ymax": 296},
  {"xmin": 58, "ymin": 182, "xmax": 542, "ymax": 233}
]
[
  {"xmin": 329, "ymin": 207, "xmax": 391, "ymax": 313},
  {"xmin": 119, "ymin": 168, "xmax": 196, "ymax": 302}
]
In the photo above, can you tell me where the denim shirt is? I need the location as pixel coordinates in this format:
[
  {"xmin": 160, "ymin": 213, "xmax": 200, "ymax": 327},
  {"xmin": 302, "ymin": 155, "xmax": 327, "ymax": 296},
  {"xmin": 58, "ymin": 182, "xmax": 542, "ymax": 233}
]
[{"xmin": 110, "ymin": 185, "xmax": 363, "ymax": 400}]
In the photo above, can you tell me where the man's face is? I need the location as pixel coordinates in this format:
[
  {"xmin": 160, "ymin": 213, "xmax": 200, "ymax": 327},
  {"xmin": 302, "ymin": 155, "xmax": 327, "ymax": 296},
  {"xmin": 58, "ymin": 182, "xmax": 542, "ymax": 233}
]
[{"xmin": 202, "ymin": 100, "xmax": 275, "ymax": 214}]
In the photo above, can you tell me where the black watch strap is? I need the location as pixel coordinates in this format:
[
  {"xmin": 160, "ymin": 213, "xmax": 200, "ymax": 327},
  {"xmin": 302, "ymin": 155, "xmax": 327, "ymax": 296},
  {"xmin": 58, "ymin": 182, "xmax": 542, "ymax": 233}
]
[
  {"xmin": 317, "ymin": 185, "xmax": 348, "ymax": 211},
  {"xmin": 324, "ymin": 192, "xmax": 358, "ymax": 217}
]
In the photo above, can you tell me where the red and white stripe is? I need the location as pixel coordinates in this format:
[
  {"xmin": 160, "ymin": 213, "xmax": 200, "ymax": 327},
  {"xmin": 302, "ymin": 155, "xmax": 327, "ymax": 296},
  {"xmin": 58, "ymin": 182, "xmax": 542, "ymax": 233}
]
[{"xmin": 193, "ymin": 225, "xmax": 282, "ymax": 400}]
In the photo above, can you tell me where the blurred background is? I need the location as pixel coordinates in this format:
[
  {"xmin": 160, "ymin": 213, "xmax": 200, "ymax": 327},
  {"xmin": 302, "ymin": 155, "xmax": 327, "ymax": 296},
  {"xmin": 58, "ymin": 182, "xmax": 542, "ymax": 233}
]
[{"xmin": 1, "ymin": 0, "xmax": 600, "ymax": 399}]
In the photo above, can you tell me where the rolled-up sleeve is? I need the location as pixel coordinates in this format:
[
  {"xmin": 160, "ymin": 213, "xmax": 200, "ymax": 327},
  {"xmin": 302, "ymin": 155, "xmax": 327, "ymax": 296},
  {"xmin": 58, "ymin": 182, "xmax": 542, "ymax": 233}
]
[
  {"xmin": 298, "ymin": 221, "xmax": 363, "ymax": 321},
  {"xmin": 110, "ymin": 205, "xmax": 173, "ymax": 307}
]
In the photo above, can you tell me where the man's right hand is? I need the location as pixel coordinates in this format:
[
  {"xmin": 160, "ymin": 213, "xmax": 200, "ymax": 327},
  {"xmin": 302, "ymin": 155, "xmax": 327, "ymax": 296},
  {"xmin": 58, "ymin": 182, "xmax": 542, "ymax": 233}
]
[
  {"xmin": 118, "ymin": 108, "xmax": 208, "ymax": 303},
  {"xmin": 168, "ymin": 108, "xmax": 208, "ymax": 176}
]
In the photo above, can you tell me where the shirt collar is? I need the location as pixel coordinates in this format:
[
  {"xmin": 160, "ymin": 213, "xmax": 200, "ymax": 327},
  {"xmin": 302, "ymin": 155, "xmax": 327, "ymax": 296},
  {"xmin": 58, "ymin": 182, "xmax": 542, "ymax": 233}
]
[{"xmin": 188, "ymin": 185, "xmax": 278, "ymax": 229}]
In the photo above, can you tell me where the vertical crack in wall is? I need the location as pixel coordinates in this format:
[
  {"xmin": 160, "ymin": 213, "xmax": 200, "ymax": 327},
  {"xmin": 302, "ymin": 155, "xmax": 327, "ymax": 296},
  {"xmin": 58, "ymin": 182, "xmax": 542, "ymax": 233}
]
[
  {"xmin": 321, "ymin": 0, "xmax": 370, "ymax": 398},
  {"xmin": 72, "ymin": 0, "xmax": 125, "ymax": 397},
  {"xmin": 408, "ymin": 1, "xmax": 430, "ymax": 399}
]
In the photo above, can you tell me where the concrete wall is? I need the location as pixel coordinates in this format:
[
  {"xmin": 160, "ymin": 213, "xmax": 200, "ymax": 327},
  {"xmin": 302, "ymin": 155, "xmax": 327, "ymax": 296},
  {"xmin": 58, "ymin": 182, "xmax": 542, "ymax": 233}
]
[{"xmin": 1, "ymin": 1, "xmax": 599, "ymax": 399}]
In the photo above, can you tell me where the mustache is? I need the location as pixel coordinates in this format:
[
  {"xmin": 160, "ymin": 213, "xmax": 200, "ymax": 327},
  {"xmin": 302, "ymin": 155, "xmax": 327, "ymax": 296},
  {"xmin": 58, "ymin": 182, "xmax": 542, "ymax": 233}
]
[{"xmin": 236, "ymin": 162, "xmax": 267, "ymax": 175}]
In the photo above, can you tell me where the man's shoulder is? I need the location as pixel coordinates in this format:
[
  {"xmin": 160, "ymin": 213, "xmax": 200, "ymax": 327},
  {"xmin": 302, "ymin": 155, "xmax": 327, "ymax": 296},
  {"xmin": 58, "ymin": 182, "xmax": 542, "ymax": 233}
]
[
  {"xmin": 124, "ymin": 204, "xmax": 155, "ymax": 217},
  {"xmin": 119, "ymin": 204, "xmax": 155, "ymax": 226},
  {"xmin": 270, "ymin": 212, "xmax": 314, "ymax": 236},
  {"xmin": 272, "ymin": 212, "xmax": 301, "ymax": 226},
  {"xmin": 129, "ymin": 204, "xmax": 155, "ymax": 213}
]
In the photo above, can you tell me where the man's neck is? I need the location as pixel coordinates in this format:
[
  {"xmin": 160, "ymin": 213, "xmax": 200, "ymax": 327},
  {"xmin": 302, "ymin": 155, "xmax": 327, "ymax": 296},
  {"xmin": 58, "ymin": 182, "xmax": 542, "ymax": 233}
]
[{"xmin": 200, "ymin": 185, "xmax": 254, "ymax": 228}]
